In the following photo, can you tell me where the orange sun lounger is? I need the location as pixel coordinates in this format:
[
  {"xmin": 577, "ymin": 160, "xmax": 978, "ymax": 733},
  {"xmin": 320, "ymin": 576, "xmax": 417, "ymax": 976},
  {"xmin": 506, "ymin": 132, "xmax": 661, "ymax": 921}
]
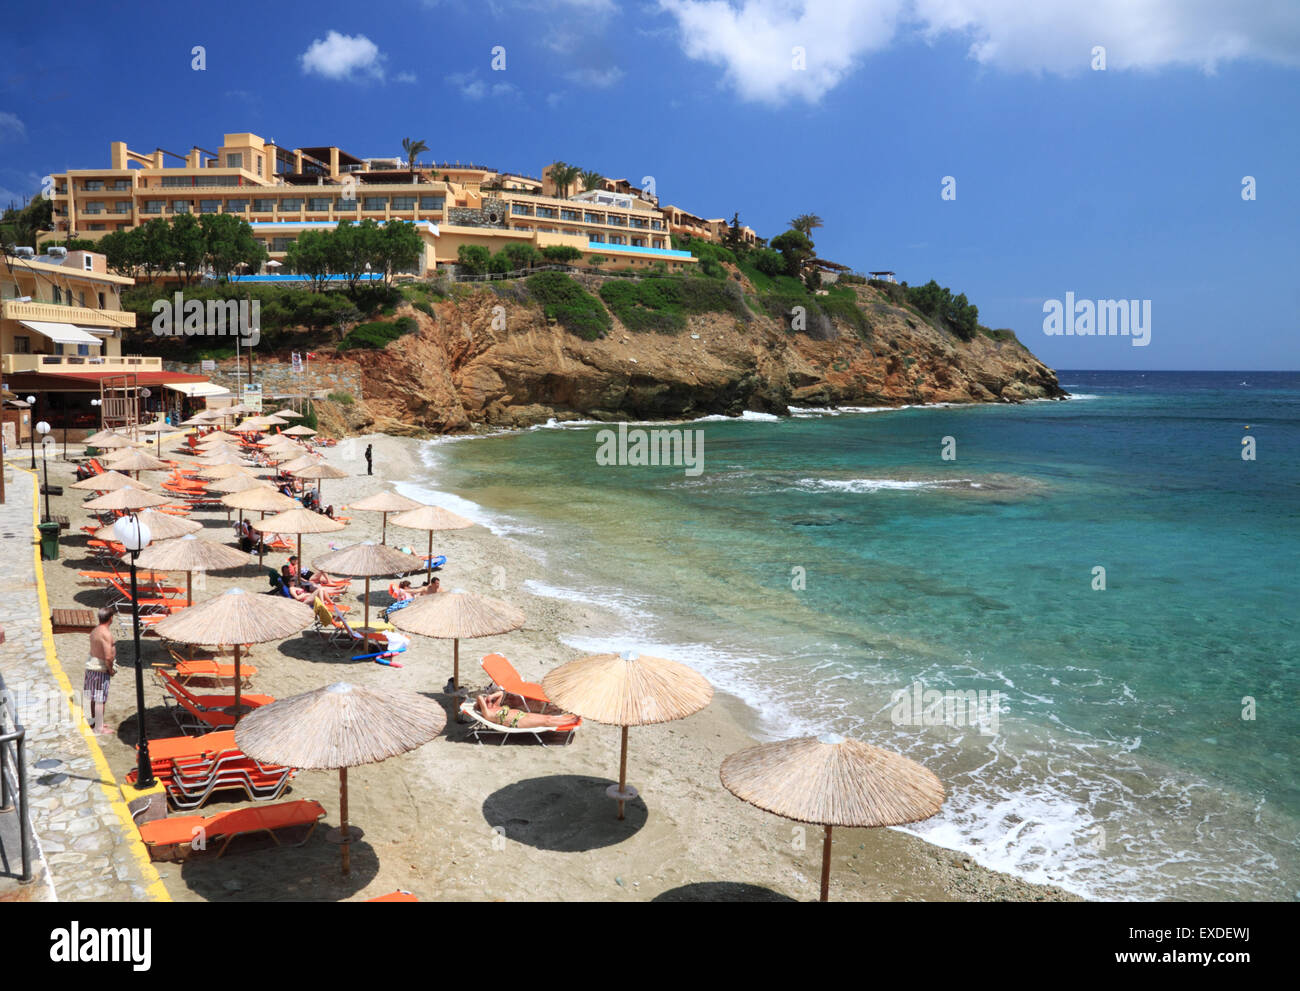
[
  {"xmin": 138, "ymin": 799, "xmax": 326, "ymax": 858},
  {"xmin": 481, "ymin": 653, "xmax": 550, "ymax": 712},
  {"xmin": 156, "ymin": 671, "xmax": 273, "ymax": 731}
]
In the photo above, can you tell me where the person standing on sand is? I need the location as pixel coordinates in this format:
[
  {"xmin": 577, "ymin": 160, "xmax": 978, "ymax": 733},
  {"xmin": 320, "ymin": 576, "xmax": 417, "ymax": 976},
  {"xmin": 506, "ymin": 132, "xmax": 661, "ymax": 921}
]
[
  {"xmin": 85, "ymin": 607, "xmax": 117, "ymax": 735},
  {"xmin": 365, "ymin": 443, "xmax": 373, "ymax": 476}
]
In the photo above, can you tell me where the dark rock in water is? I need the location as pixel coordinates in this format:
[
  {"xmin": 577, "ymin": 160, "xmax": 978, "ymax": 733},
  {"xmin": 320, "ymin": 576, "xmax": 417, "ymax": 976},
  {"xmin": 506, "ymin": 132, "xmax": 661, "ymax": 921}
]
[{"xmin": 788, "ymin": 516, "xmax": 838, "ymax": 527}]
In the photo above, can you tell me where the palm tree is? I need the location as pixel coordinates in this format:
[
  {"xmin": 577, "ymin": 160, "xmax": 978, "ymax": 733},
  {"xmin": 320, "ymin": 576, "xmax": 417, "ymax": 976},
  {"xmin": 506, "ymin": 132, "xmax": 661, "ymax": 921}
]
[
  {"xmin": 790, "ymin": 214, "xmax": 823, "ymax": 237},
  {"xmin": 548, "ymin": 161, "xmax": 580, "ymax": 199},
  {"xmin": 402, "ymin": 138, "xmax": 429, "ymax": 183},
  {"xmin": 580, "ymin": 169, "xmax": 605, "ymax": 192}
]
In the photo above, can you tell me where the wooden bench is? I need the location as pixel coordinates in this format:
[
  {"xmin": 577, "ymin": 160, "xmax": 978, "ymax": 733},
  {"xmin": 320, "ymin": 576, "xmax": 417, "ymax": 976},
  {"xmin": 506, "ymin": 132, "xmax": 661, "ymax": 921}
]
[{"xmin": 51, "ymin": 608, "xmax": 98, "ymax": 634}]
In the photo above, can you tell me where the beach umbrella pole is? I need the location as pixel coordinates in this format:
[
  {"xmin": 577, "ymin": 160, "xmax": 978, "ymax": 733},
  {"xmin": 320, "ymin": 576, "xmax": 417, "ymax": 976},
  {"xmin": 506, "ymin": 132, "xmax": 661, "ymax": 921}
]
[
  {"xmin": 340, "ymin": 767, "xmax": 351, "ymax": 875},
  {"xmin": 426, "ymin": 532, "xmax": 433, "ymax": 582},
  {"xmin": 363, "ymin": 577, "xmax": 370, "ymax": 630},
  {"xmin": 618, "ymin": 726, "xmax": 630, "ymax": 820},
  {"xmin": 452, "ymin": 638, "xmax": 459, "ymax": 690},
  {"xmin": 820, "ymin": 825, "xmax": 833, "ymax": 902},
  {"xmin": 381, "ymin": 512, "xmax": 387, "ymax": 545}
]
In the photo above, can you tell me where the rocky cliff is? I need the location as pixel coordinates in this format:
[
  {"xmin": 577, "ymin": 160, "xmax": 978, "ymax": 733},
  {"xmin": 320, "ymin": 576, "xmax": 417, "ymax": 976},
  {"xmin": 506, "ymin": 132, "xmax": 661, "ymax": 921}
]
[{"xmin": 312, "ymin": 277, "xmax": 1066, "ymax": 438}]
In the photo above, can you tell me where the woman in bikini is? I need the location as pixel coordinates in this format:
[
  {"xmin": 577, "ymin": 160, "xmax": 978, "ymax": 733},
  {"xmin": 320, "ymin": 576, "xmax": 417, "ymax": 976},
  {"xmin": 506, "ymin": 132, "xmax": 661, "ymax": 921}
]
[{"xmin": 475, "ymin": 691, "xmax": 576, "ymax": 729}]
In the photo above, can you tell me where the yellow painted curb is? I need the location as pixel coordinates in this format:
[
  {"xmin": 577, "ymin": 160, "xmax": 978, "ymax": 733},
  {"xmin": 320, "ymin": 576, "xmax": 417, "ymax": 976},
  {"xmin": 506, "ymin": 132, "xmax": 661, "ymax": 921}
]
[{"xmin": 19, "ymin": 464, "xmax": 171, "ymax": 902}]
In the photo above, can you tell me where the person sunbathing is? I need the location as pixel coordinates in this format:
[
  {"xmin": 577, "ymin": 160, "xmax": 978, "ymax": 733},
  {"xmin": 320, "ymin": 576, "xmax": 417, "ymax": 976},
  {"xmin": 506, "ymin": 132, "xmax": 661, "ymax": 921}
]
[{"xmin": 475, "ymin": 691, "xmax": 576, "ymax": 729}]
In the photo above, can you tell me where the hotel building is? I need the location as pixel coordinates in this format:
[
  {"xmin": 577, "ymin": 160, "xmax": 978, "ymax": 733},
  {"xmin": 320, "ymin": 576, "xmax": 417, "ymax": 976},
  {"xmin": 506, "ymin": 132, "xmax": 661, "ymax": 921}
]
[{"xmin": 45, "ymin": 133, "xmax": 760, "ymax": 277}]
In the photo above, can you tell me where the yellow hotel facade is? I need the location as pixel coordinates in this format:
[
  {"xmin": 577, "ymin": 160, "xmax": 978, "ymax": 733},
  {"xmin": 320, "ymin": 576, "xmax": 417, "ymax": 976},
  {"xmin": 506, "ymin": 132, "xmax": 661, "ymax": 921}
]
[{"xmin": 45, "ymin": 133, "xmax": 760, "ymax": 277}]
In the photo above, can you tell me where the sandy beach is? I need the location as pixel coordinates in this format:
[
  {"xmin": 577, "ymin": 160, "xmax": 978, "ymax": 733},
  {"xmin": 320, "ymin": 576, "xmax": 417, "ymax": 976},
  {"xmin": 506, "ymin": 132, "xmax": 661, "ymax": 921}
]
[{"xmin": 38, "ymin": 430, "xmax": 1079, "ymax": 902}]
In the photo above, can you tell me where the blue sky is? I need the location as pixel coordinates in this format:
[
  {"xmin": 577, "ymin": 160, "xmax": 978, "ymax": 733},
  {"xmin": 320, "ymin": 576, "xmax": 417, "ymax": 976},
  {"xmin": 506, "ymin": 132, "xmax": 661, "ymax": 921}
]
[{"xmin": 1, "ymin": 0, "xmax": 1297, "ymax": 370}]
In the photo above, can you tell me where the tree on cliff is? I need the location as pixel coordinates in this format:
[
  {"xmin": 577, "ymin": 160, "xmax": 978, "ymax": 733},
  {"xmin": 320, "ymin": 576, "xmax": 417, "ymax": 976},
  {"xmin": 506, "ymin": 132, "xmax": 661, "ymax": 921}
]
[
  {"xmin": 169, "ymin": 213, "xmax": 207, "ymax": 286},
  {"xmin": 548, "ymin": 162, "xmax": 580, "ymax": 199},
  {"xmin": 200, "ymin": 213, "xmax": 266, "ymax": 283},
  {"xmin": 722, "ymin": 212, "xmax": 749, "ymax": 256},
  {"xmin": 457, "ymin": 244, "xmax": 490, "ymax": 276},
  {"xmin": 790, "ymin": 214, "xmax": 823, "ymax": 240},
  {"xmin": 770, "ymin": 229, "xmax": 815, "ymax": 278},
  {"xmin": 376, "ymin": 220, "xmax": 423, "ymax": 283},
  {"xmin": 284, "ymin": 230, "xmax": 332, "ymax": 291},
  {"xmin": 402, "ymin": 138, "xmax": 428, "ymax": 182}
]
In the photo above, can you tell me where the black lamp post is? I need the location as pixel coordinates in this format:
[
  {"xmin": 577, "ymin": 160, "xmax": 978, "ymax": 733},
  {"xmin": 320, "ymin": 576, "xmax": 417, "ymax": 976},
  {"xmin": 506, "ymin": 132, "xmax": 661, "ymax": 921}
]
[
  {"xmin": 113, "ymin": 513, "xmax": 154, "ymax": 789},
  {"xmin": 26, "ymin": 395, "xmax": 36, "ymax": 469},
  {"xmin": 35, "ymin": 422, "xmax": 51, "ymax": 522}
]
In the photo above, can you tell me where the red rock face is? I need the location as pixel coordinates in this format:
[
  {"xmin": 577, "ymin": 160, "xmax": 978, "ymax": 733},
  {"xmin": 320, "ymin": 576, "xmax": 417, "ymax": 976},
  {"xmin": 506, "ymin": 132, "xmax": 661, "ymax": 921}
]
[{"xmin": 316, "ymin": 282, "xmax": 1064, "ymax": 437}]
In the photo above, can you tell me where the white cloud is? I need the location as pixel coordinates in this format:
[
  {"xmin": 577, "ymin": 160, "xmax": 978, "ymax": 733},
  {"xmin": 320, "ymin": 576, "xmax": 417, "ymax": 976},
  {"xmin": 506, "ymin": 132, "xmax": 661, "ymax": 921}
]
[
  {"xmin": 446, "ymin": 72, "xmax": 486, "ymax": 99},
  {"xmin": 658, "ymin": 0, "xmax": 903, "ymax": 104},
  {"xmin": 658, "ymin": 0, "xmax": 1300, "ymax": 104},
  {"xmin": 914, "ymin": 0, "xmax": 1300, "ymax": 73},
  {"xmin": 564, "ymin": 66, "xmax": 624, "ymax": 87},
  {"xmin": 299, "ymin": 31, "xmax": 387, "ymax": 81},
  {"xmin": 395, "ymin": 71, "xmax": 419, "ymax": 84},
  {"xmin": 0, "ymin": 112, "xmax": 27, "ymax": 141},
  {"xmin": 546, "ymin": 91, "xmax": 564, "ymax": 108}
]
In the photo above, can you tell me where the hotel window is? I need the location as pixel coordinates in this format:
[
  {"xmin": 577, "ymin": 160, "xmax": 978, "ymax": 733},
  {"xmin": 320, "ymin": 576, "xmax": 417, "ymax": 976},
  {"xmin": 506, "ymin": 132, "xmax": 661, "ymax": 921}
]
[
  {"xmin": 363, "ymin": 197, "xmax": 387, "ymax": 211},
  {"xmin": 607, "ymin": 215, "xmax": 625, "ymax": 226},
  {"xmin": 84, "ymin": 202, "xmax": 104, "ymax": 214},
  {"xmin": 252, "ymin": 199, "xmax": 276, "ymax": 212},
  {"xmin": 172, "ymin": 201, "xmax": 192, "ymax": 213},
  {"xmin": 536, "ymin": 207, "xmax": 555, "ymax": 219},
  {"xmin": 112, "ymin": 203, "xmax": 131, "ymax": 214},
  {"xmin": 226, "ymin": 153, "xmax": 244, "ymax": 169},
  {"xmin": 84, "ymin": 180, "xmax": 104, "ymax": 191},
  {"xmin": 143, "ymin": 200, "xmax": 164, "ymax": 213},
  {"xmin": 651, "ymin": 220, "xmax": 662, "ymax": 230},
  {"xmin": 589, "ymin": 234, "xmax": 605, "ymax": 243},
  {"xmin": 13, "ymin": 335, "xmax": 29, "ymax": 353},
  {"xmin": 630, "ymin": 218, "xmax": 647, "ymax": 228},
  {"xmin": 111, "ymin": 179, "xmax": 132, "ymax": 191},
  {"xmin": 561, "ymin": 210, "xmax": 580, "ymax": 221},
  {"xmin": 200, "ymin": 199, "xmax": 221, "ymax": 213},
  {"xmin": 88, "ymin": 224, "xmax": 105, "ymax": 230},
  {"xmin": 512, "ymin": 204, "xmax": 532, "ymax": 215},
  {"xmin": 419, "ymin": 196, "xmax": 444, "ymax": 210},
  {"xmin": 280, "ymin": 198, "xmax": 302, "ymax": 210},
  {"xmin": 271, "ymin": 237, "xmax": 295, "ymax": 252},
  {"xmin": 610, "ymin": 236, "xmax": 624, "ymax": 245},
  {"xmin": 225, "ymin": 199, "xmax": 248, "ymax": 212},
  {"xmin": 53, "ymin": 286, "xmax": 62, "ymax": 303},
  {"xmin": 392, "ymin": 197, "xmax": 415, "ymax": 211},
  {"xmin": 98, "ymin": 292, "xmax": 106, "ymax": 307},
  {"xmin": 78, "ymin": 291, "xmax": 86, "ymax": 306},
  {"xmin": 162, "ymin": 176, "xmax": 192, "ymax": 188},
  {"xmin": 307, "ymin": 197, "xmax": 332, "ymax": 211},
  {"xmin": 632, "ymin": 238, "xmax": 645, "ymax": 247},
  {"xmin": 256, "ymin": 156, "xmax": 263, "ymax": 177},
  {"xmin": 584, "ymin": 213, "xmax": 602, "ymax": 224}
]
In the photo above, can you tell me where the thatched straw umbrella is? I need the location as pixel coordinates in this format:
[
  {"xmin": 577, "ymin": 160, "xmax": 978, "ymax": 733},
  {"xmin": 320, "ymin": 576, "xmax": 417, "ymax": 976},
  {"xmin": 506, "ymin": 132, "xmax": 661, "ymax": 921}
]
[
  {"xmin": 257, "ymin": 414, "xmax": 289, "ymax": 427},
  {"xmin": 543, "ymin": 651, "xmax": 713, "ymax": 819},
  {"xmin": 153, "ymin": 587, "xmax": 313, "ymax": 716},
  {"xmin": 70, "ymin": 470, "xmax": 148, "ymax": 492},
  {"xmin": 346, "ymin": 491, "xmax": 423, "ymax": 544},
  {"xmin": 130, "ymin": 533, "xmax": 251, "ymax": 610},
  {"xmin": 311, "ymin": 542, "xmax": 424, "ymax": 629},
  {"xmin": 208, "ymin": 473, "xmax": 272, "ymax": 495},
  {"xmin": 83, "ymin": 486, "xmax": 174, "ymax": 513},
  {"xmin": 83, "ymin": 428, "xmax": 132, "ymax": 448},
  {"xmin": 720, "ymin": 735, "xmax": 945, "ymax": 901},
  {"xmin": 103, "ymin": 447, "xmax": 170, "ymax": 478},
  {"xmin": 235, "ymin": 682, "xmax": 445, "ymax": 874},
  {"xmin": 388, "ymin": 591, "xmax": 524, "ymax": 691},
  {"xmin": 137, "ymin": 419, "xmax": 172, "ymax": 454},
  {"xmin": 390, "ymin": 504, "xmax": 474, "ymax": 579},
  {"xmin": 251, "ymin": 508, "xmax": 345, "ymax": 582},
  {"xmin": 271, "ymin": 408, "xmax": 304, "ymax": 419},
  {"xmin": 291, "ymin": 461, "xmax": 347, "ymax": 502},
  {"xmin": 196, "ymin": 430, "xmax": 242, "ymax": 445},
  {"xmin": 223, "ymin": 487, "xmax": 300, "ymax": 564},
  {"xmin": 95, "ymin": 507, "xmax": 200, "ymax": 543},
  {"xmin": 195, "ymin": 462, "xmax": 254, "ymax": 481},
  {"xmin": 278, "ymin": 454, "xmax": 320, "ymax": 474},
  {"xmin": 199, "ymin": 449, "xmax": 254, "ymax": 467},
  {"xmin": 282, "ymin": 425, "xmax": 317, "ymax": 437}
]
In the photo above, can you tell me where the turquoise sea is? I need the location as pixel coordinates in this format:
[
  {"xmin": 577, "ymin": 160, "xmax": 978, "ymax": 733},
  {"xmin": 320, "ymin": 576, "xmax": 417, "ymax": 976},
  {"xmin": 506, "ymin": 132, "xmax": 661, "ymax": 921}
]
[{"xmin": 397, "ymin": 371, "xmax": 1299, "ymax": 901}]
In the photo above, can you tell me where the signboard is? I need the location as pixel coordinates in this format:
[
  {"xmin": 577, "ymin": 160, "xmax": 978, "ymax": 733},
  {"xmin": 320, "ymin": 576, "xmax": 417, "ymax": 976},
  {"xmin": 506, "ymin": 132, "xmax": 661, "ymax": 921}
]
[
  {"xmin": 241, "ymin": 383, "xmax": 263, "ymax": 412},
  {"xmin": 200, "ymin": 359, "xmax": 216, "ymax": 373},
  {"xmin": 291, "ymin": 352, "xmax": 303, "ymax": 374}
]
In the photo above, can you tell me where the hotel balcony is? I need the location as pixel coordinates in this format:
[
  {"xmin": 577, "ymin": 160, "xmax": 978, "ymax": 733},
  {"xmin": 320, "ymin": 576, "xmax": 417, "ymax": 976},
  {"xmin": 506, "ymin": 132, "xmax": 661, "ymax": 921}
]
[
  {"xmin": 1, "ymin": 353, "xmax": 162, "ymax": 375},
  {"xmin": 1, "ymin": 300, "xmax": 135, "ymax": 329}
]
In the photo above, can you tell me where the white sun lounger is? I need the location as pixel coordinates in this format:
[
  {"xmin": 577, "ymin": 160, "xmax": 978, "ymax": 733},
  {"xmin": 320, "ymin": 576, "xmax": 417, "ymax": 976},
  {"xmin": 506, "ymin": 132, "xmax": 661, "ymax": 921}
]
[{"xmin": 458, "ymin": 702, "xmax": 580, "ymax": 747}]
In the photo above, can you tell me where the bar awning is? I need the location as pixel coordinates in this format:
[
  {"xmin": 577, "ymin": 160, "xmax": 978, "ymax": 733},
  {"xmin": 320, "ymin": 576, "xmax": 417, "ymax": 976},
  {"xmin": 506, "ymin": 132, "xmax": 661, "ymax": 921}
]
[
  {"xmin": 76, "ymin": 325, "xmax": 118, "ymax": 336},
  {"xmin": 164, "ymin": 381, "xmax": 231, "ymax": 398},
  {"xmin": 19, "ymin": 320, "xmax": 101, "ymax": 346}
]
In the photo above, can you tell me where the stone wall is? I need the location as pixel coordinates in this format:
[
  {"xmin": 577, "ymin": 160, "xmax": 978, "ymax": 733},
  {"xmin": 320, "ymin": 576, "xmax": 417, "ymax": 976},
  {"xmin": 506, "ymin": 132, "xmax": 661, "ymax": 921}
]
[
  {"xmin": 446, "ymin": 197, "xmax": 508, "ymax": 228},
  {"xmin": 163, "ymin": 358, "xmax": 363, "ymax": 400}
]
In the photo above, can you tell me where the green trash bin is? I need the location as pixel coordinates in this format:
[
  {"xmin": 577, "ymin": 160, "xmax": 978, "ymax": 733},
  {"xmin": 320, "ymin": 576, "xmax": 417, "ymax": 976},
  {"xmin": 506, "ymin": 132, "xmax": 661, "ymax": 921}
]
[{"xmin": 37, "ymin": 521, "xmax": 60, "ymax": 561}]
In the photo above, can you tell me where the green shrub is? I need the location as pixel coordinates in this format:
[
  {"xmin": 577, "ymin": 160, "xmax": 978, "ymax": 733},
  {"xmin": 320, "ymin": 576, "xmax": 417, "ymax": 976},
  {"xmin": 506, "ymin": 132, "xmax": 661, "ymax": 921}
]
[
  {"xmin": 525, "ymin": 272, "xmax": 611, "ymax": 341},
  {"xmin": 599, "ymin": 277, "xmax": 749, "ymax": 334},
  {"xmin": 414, "ymin": 300, "xmax": 435, "ymax": 319},
  {"xmin": 327, "ymin": 391, "xmax": 355, "ymax": 405},
  {"xmin": 338, "ymin": 315, "xmax": 416, "ymax": 350}
]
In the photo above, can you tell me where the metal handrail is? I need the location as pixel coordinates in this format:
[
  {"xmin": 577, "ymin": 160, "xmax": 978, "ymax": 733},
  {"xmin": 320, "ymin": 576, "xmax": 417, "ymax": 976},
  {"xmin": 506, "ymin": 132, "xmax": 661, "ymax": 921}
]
[{"xmin": 0, "ymin": 687, "xmax": 32, "ymax": 884}]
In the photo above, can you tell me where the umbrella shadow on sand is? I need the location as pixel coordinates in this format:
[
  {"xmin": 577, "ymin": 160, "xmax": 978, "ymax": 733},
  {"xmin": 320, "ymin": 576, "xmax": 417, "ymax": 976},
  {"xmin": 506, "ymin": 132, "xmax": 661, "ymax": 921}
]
[
  {"xmin": 652, "ymin": 882, "xmax": 797, "ymax": 903},
  {"xmin": 482, "ymin": 774, "xmax": 647, "ymax": 852},
  {"xmin": 177, "ymin": 824, "xmax": 380, "ymax": 901},
  {"xmin": 114, "ymin": 701, "xmax": 184, "ymax": 748}
]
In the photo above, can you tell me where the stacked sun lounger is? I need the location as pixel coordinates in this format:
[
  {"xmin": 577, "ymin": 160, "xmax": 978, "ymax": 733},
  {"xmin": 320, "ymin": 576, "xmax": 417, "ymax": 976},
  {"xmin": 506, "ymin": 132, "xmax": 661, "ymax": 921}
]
[
  {"xmin": 126, "ymin": 729, "xmax": 298, "ymax": 810},
  {"xmin": 138, "ymin": 799, "xmax": 326, "ymax": 859}
]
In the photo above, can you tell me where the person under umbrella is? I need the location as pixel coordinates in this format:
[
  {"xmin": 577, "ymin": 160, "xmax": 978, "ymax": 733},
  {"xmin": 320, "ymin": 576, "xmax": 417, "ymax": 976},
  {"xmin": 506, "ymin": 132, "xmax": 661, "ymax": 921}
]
[{"xmin": 543, "ymin": 651, "xmax": 713, "ymax": 820}]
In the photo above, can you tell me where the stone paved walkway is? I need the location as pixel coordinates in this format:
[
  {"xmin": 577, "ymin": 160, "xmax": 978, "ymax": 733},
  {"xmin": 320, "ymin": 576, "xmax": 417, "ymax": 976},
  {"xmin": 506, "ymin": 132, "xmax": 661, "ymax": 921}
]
[{"xmin": 0, "ymin": 461, "xmax": 166, "ymax": 901}]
